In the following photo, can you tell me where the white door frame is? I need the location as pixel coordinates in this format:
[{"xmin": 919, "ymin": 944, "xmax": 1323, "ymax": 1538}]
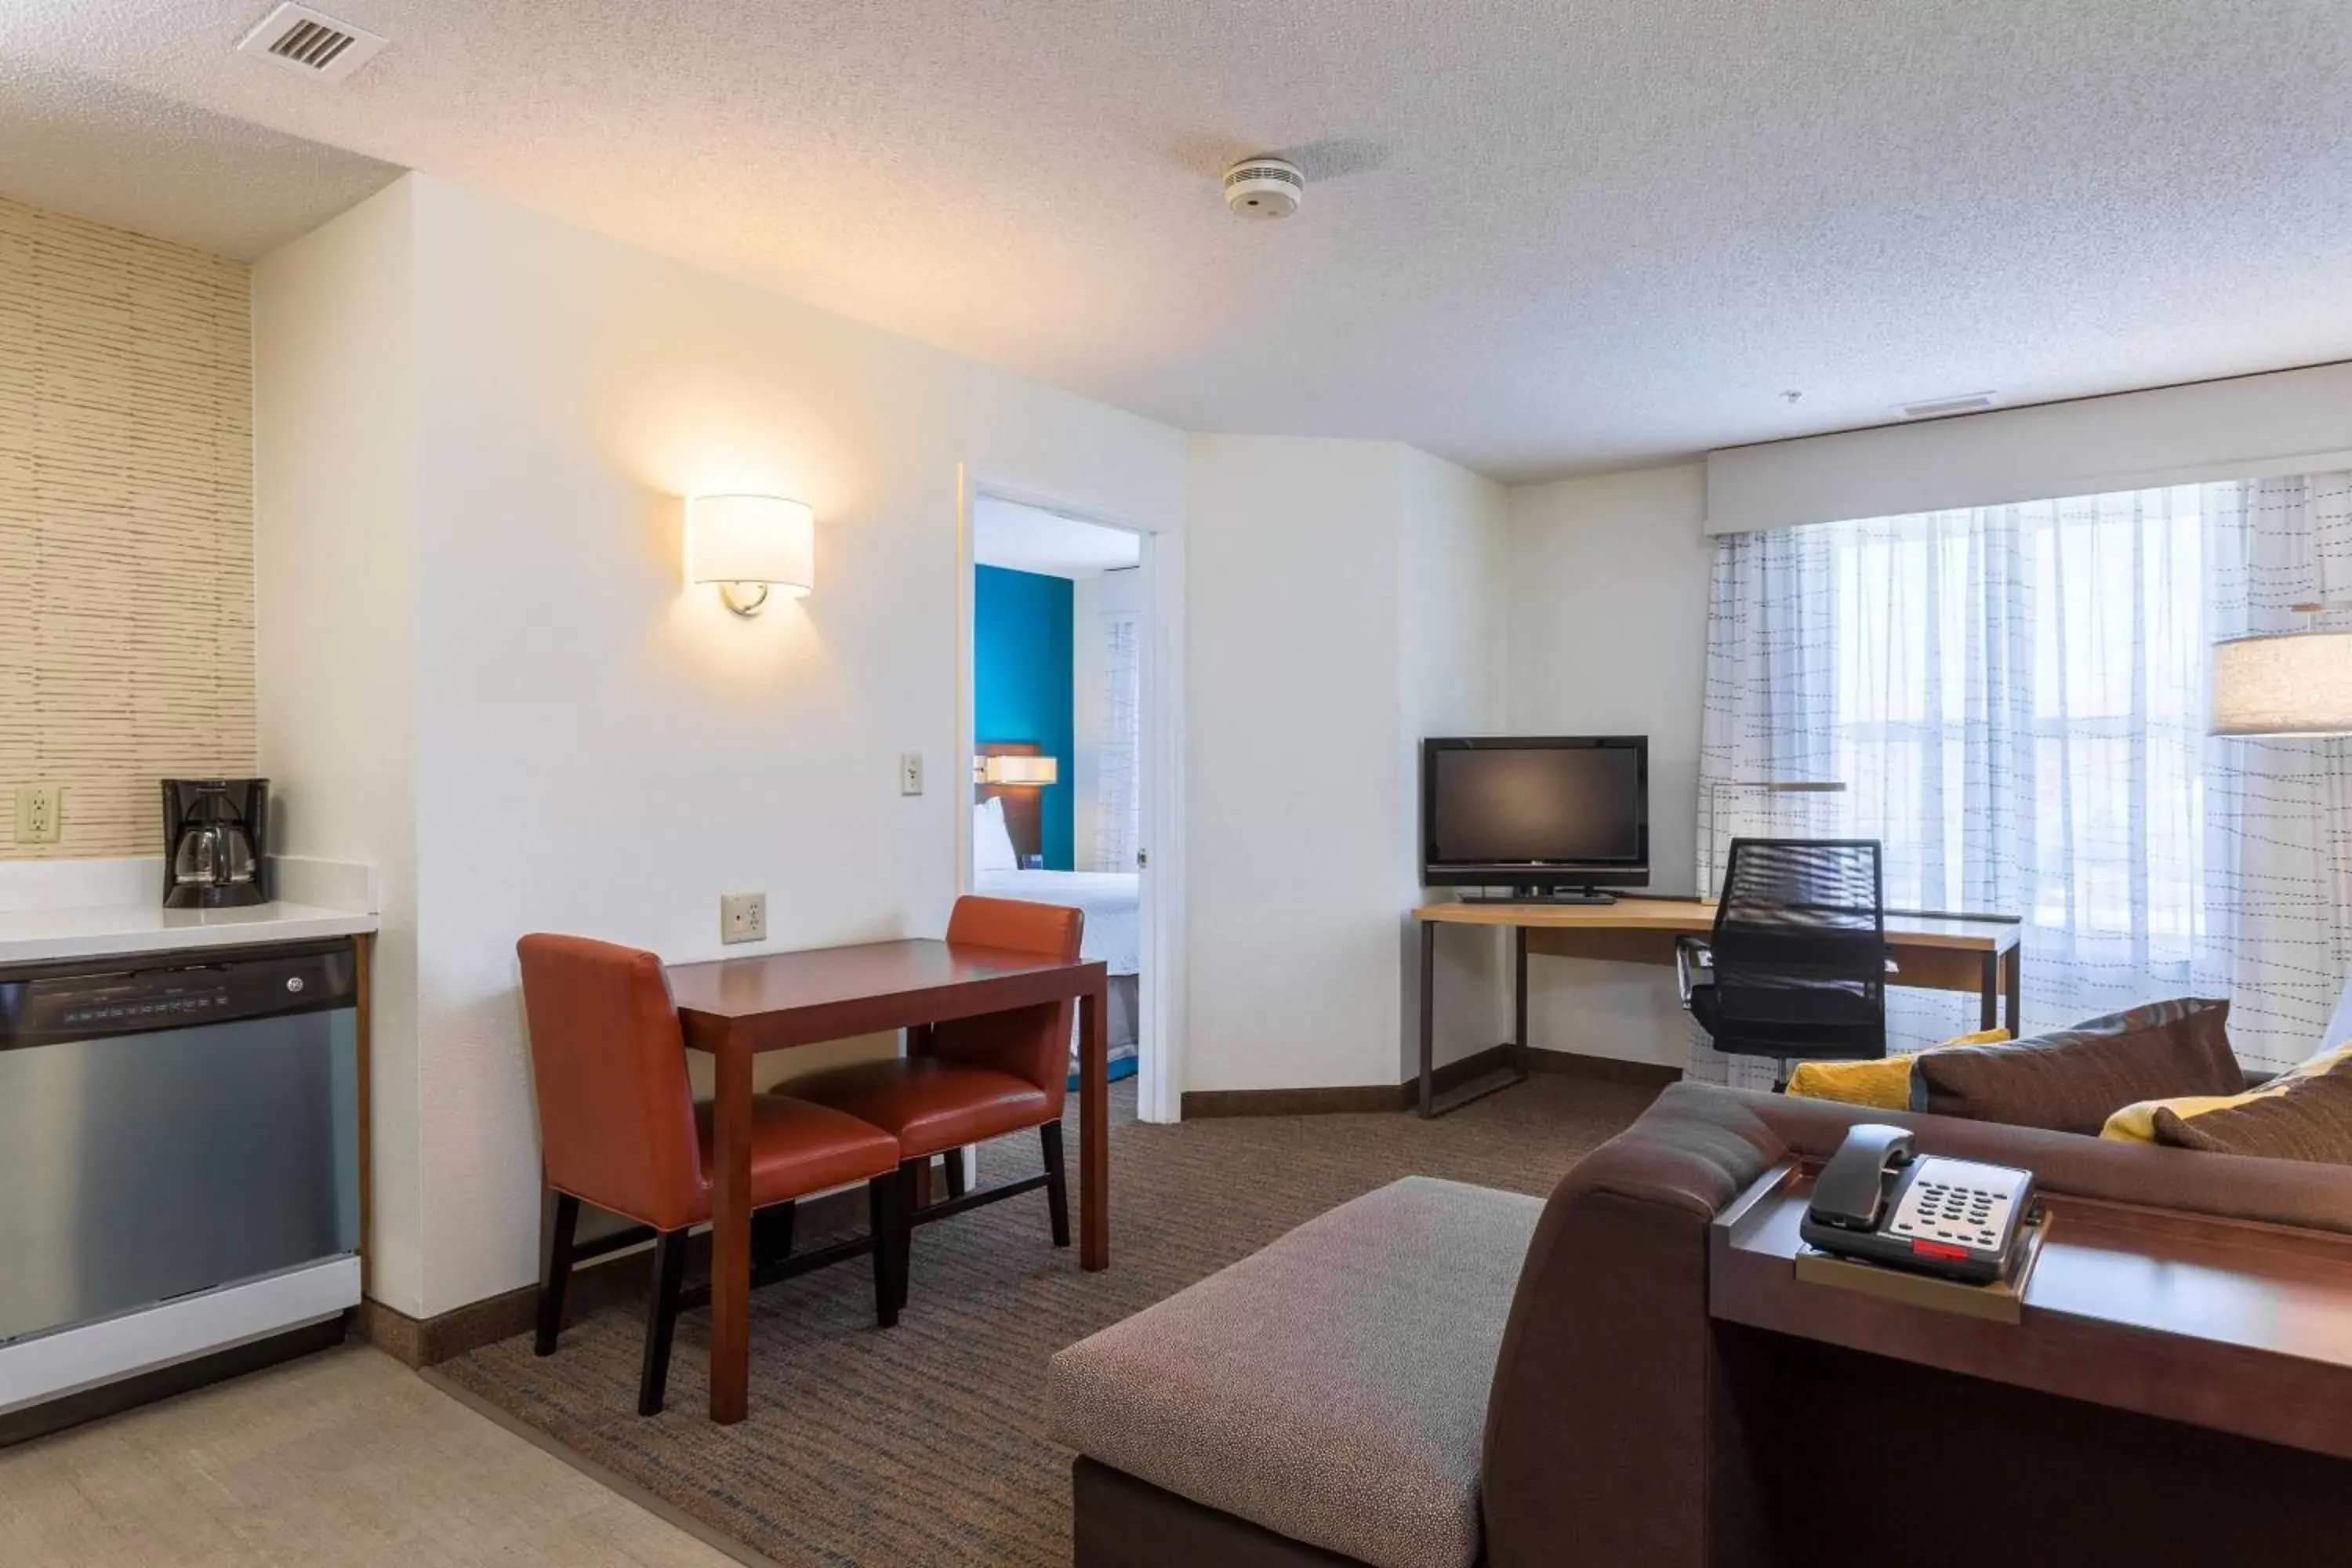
[{"xmin": 956, "ymin": 466, "xmax": 1185, "ymax": 1123}]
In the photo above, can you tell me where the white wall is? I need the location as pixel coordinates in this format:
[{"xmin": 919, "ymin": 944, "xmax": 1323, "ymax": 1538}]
[
  {"xmin": 1187, "ymin": 436, "xmax": 1406, "ymax": 1092},
  {"xmin": 1396, "ymin": 446, "xmax": 1511, "ymax": 1078},
  {"xmin": 1072, "ymin": 566, "xmax": 1143, "ymax": 872},
  {"xmin": 260, "ymin": 173, "xmax": 1186, "ymax": 1317},
  {"xmin": 1506, "ymin": 463, "xmax": 1713, "ymax": 1068},
  {"xmin": 252, "ymin": 172, "xmax": 1731, "ymax": 1312},
  {"xmin": 252, "ymin": 180, "xmax": 427, "ymax": 1316},
  {"xmin": 1185, "ymin": 436, "xmax": 1506, "ymax": 1094}
]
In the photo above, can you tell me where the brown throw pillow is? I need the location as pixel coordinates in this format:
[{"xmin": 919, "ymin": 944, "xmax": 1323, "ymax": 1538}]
[
  {"xmin": 2151, "ymin": 1046, "xmax": 2352, "ymax": 1160},
  {"xmin": 1910, "ymin": 998, "xmax": 2242, "ymax": 1135}
]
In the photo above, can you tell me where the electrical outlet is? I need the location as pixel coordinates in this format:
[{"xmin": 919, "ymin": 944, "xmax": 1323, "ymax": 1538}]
[
  {"xmin": 720, "ymin": 891, "xmax": 767, "ymax": 946},
  {"xmin": 898, "ymin": 752, "xmax": 924, "ymax": 796},
  {"xmin": 14, "ymin": 784, "xmax": 60, "ymax": 845}
]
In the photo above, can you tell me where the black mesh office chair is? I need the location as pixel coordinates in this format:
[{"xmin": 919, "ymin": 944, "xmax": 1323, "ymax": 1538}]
[{"xmin": 1678, "ymin": 838, "xmax": 1887, "ymax": 1086}]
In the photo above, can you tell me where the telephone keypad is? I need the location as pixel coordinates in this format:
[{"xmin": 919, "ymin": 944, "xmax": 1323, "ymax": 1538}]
[{"xmin": 1887, "ymin": 1159, "xmax": 2027, "ymax": 1254}]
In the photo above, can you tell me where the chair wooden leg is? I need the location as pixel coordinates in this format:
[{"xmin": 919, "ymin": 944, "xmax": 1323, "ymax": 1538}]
[
  {"xmin": 637, "ymin": 1229, "xmax": 688, "ymax": 1417},
  {"xmin": 893, "ymin": 1159, "xmax": 920, "ymax": 1313},
  {"xmin": 867, "ymin": 1174, "xmax": 902, "ymax": 1329},
  {"xmin": 753, "ymin": 1200, "xmax": 797, "ymax": 1269},
  {"xmin": 941, "ymin": 1146, "xmax": 968, "ymax": 1200},
  {"xmin": 1041, "ymin": 1121, "xmax": 1071, "ymax": 1249},
  {"xmin": 535, "ymin": 1189, "xmax": 579, "ymax": 1356}
]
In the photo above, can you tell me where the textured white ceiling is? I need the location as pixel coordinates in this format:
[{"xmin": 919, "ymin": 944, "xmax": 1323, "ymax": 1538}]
[
  {"xmin": 13, "ymin": 0, "xmax": 2349, "ymax": 477},
  {"xmin": 975, "ymin": 495, "xmax": 1141, "ymax": 579},
  {"xmin": 0, "ymin": 59, "xmax": 398, "ymax": 260}
]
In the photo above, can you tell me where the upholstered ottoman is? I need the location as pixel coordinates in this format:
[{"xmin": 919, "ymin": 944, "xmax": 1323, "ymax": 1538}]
[{"xmin": 1049, "ymin": 1176, "xmax": 1543, "ymax": 1568}]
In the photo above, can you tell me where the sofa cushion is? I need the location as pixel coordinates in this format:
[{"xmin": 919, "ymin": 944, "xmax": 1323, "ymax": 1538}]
[
  {"xmin": 1785, "ymin": 1026, "xmax": 2009, "ymax": 1109},
  {"xmin": 2103, "ymin": 1043, "xmax": 2352, "ymax": 1161},
  {"xmin": 1048, "ymin": 1176, "xmax": 1542, "ymax": 1568},
  {"xmin": 1910, "ymin": 997, "xmax": 2242, "ymax": 1134}
]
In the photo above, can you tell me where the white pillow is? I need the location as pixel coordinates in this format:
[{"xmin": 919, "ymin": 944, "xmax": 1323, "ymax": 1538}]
[{"xmin": 973, "ymin": 797, "xmax": 1020, "ymax": 872}]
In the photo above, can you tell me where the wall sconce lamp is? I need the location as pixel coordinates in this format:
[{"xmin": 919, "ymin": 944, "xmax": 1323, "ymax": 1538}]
[
  {"xmin": 687, "ymin": 494, "xmax": 815, "ymax": 616},
  {"xmin": 2212, "ymin": 604, "xmax": 2352, "ymax": 737},
  {"xmin": 975, "ymin": 754, "xmax": 1060, "ymax": 787}
]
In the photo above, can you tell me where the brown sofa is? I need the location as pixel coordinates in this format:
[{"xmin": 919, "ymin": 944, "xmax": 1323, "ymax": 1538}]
[{"xmin": 1051, "ymin": 1083, "xmax": 2352, "ymax": 1568}]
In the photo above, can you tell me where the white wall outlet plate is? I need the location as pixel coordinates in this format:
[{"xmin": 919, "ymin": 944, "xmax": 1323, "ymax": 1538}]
[
  {"xmin": 720, "ymin": 891, "xmax": 767, "ymax": 946},
  {"xmin": 898, "ymin": 752, "xmax": 924, "ymax": 795},
  {"xmin": 14, "ymin": 784, "xmax": 60, "ymax": 844}
]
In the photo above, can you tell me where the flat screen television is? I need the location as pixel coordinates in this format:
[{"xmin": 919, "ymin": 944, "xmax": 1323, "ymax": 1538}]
[{"xmin": 1421, "ymin": 736, "xmax": 1650, "ymax": 902}]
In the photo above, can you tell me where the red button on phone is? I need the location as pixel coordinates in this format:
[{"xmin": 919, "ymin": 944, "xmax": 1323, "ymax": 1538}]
[{"xmin": 1911, "ymin": 1239, "xmax": 1969, "ymax": 1261}]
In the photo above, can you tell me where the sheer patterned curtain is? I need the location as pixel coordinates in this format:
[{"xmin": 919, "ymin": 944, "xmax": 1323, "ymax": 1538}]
[
  {"xmin": 1093, "ymin": 612, "xmax": 1142, "ymax": 873},
  {"xmin": 2202, "ymin": 473, "xmax": 2352, "ymax": 1065},
  {"xmin": 1696, "ymin": 473, "xmax": 2352, "ymax": 1085}
]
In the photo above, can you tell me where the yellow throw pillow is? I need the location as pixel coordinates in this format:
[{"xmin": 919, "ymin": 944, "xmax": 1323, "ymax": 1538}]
[
  {"xmin": 2102, "ymin": 1043, "xmax": 2352, "ymax": 1146},
  {"xmin": 1784, "ymin": 1028, "xmax": 2011, "ymax": 1110}
]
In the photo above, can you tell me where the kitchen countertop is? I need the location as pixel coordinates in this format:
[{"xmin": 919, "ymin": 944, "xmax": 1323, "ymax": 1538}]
[{"xmin": 0, "ymin": 902, "xmax": 379, "ymax": 968}]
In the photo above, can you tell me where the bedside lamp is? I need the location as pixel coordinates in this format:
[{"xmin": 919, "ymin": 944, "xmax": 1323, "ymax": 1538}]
[
  {"xmin": 978, "ymin": 755, "xmax": 1059, "ymax": 788},
  {"xmin": 687, "ymin": 495, "xmax": 815, "ymax": 616}
]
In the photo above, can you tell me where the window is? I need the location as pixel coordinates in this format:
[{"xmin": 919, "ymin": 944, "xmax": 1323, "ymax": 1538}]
[{"xmin": 1700, "ymin": 473, "xmax": 2352, "ymax": 1069}]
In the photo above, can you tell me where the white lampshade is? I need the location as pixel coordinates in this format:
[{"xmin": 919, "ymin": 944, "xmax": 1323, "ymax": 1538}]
[
  {"xmin": 982, "ymin": 754, "xmax": 1058, "ymax": 787},
  {"xmin": 2211, "ymin": 630, "xmax": 2352, "ymax": 737},
  {"xmin": 686, "ymin": 494, "xmax": 814, "ymax": 614}
]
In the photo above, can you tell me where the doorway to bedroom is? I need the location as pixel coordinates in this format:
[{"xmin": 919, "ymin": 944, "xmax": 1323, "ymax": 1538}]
[{"xmin": 967, "ymin": 493, "xmax": 1155, "ymax": 1105}]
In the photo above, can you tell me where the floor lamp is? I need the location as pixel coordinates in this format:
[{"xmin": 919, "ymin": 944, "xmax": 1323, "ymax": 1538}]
[
  {"xmin": 2209, "ymin": 605, "xmax": 2352, "ymax": 742},
  {"xmin": 1699, "ymin": 779, "xmax": 1847, "ymax": 901}
]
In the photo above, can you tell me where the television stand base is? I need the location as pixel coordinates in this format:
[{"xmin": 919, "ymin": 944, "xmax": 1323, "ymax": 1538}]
[{"xmin": 1461, "ymin": 888, "xmax": 1621, "ymax": 906}]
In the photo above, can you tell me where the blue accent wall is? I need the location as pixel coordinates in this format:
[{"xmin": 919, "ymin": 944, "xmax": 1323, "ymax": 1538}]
[{"xmin": 975, "ymin": 564, "xmax": 1074, "ymax": 869}]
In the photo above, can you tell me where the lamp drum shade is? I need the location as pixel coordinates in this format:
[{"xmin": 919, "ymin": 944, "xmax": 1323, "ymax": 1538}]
[
  {"xmin": 687, "ymin": 495, "xmax": 815, "ymax": 599},
  {"xmin": 982, "ymin": 754, "xmax": 1058, "ymax": 787},
  {"xmin": 2211, "ymin": 630, "xmax": 2352, "ymax": 737}
]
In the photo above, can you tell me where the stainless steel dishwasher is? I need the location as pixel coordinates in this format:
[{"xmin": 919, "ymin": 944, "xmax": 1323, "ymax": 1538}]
[{"xmin": 0, "ymin": 938, "xmax": 361, "ymax": 1436}]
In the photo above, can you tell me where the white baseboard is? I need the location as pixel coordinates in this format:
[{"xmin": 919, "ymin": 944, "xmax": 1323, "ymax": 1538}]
[{"xmin": 0, "ymin": 1257, "xmax": 361, "ymax": 1416}]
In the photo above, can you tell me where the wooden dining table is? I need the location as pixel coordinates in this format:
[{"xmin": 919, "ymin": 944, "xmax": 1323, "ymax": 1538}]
[{"xmin": 666, "ymin": 936, "xmax": 1111, "ymax": 1424}]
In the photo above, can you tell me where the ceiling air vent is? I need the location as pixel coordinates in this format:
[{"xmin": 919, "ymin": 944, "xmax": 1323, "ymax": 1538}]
[
  {"xmin": 237, "ymin": 3, "xmax": 387, "ymax": 83},
  {"xmin": 1898, "ymin": 392, "xmax": 1998, "ymax": 420}
]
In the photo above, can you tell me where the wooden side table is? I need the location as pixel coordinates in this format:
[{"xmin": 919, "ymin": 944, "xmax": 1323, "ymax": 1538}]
[{"xmin": 1710, "ymin": 1160, "xmax": 2352, "ymax": 1461}]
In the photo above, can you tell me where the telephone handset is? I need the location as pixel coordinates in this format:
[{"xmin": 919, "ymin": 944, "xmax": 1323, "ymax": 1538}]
[{"xmin": 1798, "ymin": 1123, "xmax": 2035, "ymax": 1286}]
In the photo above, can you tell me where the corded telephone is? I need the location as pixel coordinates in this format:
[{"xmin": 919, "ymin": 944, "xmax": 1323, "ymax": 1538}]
[{"xmin": 1798, "ymin": 1124, "xmax": 2036, "ymax": 1286}]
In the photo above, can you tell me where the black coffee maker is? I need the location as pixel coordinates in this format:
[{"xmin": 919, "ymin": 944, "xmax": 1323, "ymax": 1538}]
[{"xmin": 162, "ymin": 779, "xmax": 270, "ymax": 909}]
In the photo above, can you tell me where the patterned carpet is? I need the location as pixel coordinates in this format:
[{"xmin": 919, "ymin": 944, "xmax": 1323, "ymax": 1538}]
[{"xmin": 435, "ymin": 1073, "xmax": 1661, "ymax": 1566}]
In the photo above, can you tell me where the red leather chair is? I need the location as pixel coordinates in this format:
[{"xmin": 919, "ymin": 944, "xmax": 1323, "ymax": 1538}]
[
  {"xmin": 791, "ymin": 896, "xmax": 1083, "ymax": 1305},
  {"xmin": 516, "ymin": 934, "xmax": 907, "ymax": 1414}
]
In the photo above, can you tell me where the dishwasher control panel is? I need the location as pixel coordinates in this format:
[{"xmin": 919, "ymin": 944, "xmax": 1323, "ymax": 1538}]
[{"xmin": 0, "ymin": 942, "xmax": 357, "ymax": 1047}]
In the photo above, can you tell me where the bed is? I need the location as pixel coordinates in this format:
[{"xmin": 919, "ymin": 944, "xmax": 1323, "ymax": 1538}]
[
  {"xmin": 972, "ymin": 790, "xmax": 1142, "ymax": 1054},
  {"xmin": 971, "ymin": 868, "xmax": 1139, "ymax": 978}
]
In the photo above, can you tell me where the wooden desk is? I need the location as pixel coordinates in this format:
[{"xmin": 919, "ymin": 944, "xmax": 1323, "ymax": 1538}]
[
  {"xmin": 1410, "ymin": 898, "xmax": 2022, "ymax": 1117},
  {"xmin": 666, "ymin": 938, "xmax": 1110, "ymax": 1425},
  {"xmin": 1711, "ymin": 1162, "xmax": 2352, "ymax": 1462}
]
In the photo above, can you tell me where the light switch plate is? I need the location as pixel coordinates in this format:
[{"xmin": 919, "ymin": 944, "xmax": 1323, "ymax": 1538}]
[
  {"xmin": 14, "ymin": 783, "xmax": 60, "ymax": 844},
  {"xmin": 898, "ymin": 752, "xmax": 924, "ymax": 795},
  {"xmin": 720, "ymin": 891, "xmax": 767, "ymax": 946}
]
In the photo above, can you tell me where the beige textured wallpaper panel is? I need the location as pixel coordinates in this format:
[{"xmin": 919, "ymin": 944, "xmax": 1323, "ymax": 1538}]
[{"xmin": 0, "ymin": 198, "xmax": 256, "ymax": 858}]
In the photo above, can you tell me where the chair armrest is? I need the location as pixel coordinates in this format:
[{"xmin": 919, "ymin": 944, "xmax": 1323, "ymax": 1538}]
[
  {"xmin": 1482, "ymin": 1083, "xmax": 1788, "ymax": 1568},
  {"xmin": 1673, "ymin": 935, "xmax": 1709, "ymax": 1008}
]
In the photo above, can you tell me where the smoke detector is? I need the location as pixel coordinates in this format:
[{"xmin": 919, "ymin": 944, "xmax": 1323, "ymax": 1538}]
[
  {"xmin": 1224, "ymin": 157, "xmax": 1304, "ymax": 220},
  {"xmin": 238, "ymin": 3, "xmax": 388, "ymax": 83}
]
